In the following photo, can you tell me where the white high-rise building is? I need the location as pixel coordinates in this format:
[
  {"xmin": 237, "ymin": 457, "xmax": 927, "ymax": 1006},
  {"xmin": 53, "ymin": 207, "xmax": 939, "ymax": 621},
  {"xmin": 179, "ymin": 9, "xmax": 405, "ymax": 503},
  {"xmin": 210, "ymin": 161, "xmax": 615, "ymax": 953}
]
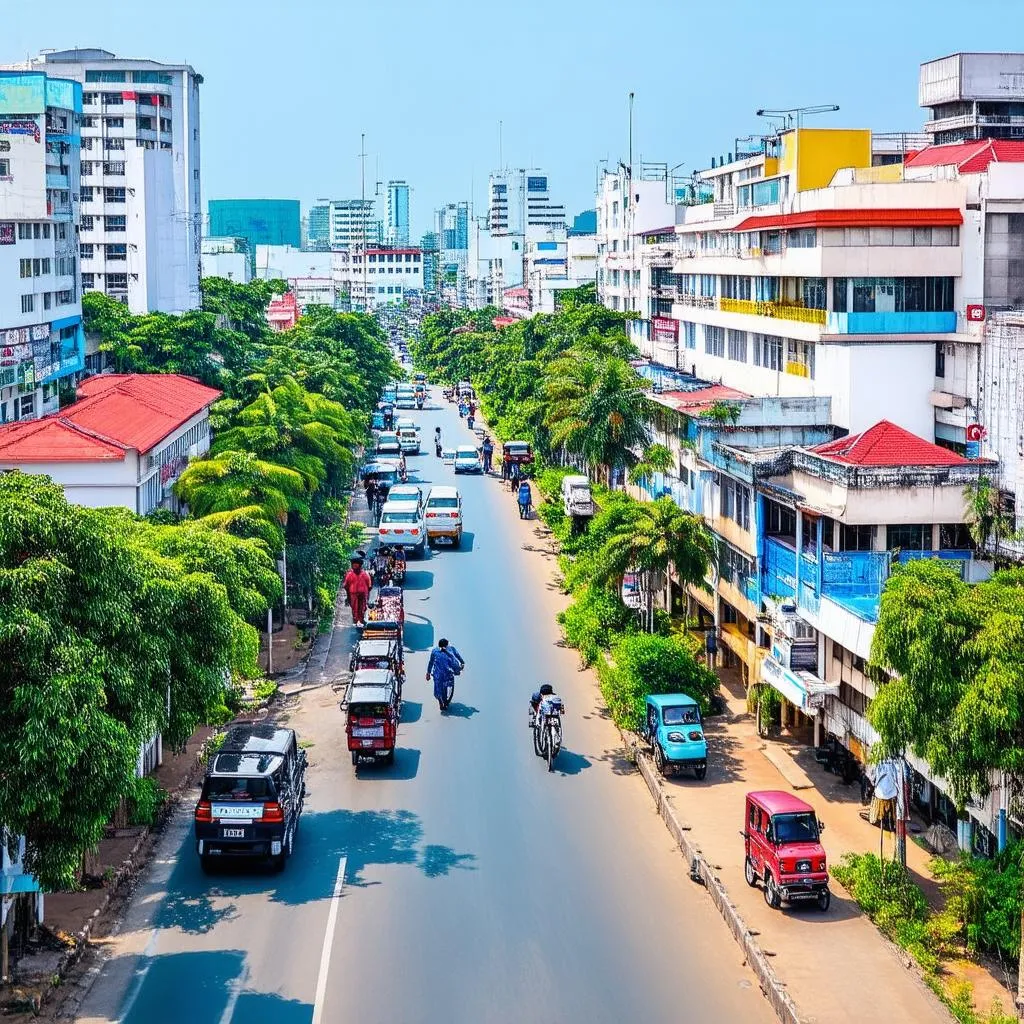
[
  {"xmin": 328, "ymin": 199, "xmax": 376, "ymax": 249},
  {"xmin": 488, "ymin": 170, "xmax": 566, "ymax": 236},
  {"xmin": 7, "ymin": 49, "xmax": 202, "ymax": 315}
]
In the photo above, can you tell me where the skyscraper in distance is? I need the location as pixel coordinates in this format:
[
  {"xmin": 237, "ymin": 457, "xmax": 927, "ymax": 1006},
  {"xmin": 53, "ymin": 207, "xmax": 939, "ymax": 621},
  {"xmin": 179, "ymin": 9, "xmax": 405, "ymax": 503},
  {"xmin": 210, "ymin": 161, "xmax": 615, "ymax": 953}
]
[{"xmin": 386, "ymin": 181, "xmax": 410, "ymax": 246}]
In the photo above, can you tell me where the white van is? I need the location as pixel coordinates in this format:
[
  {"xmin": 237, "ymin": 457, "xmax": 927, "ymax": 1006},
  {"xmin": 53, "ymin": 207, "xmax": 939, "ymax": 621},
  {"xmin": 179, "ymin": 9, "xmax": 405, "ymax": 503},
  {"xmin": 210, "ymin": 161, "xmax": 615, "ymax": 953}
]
[
  {"xmin": 398, "ymin": 425, "xmax": 420, "ymax": 454},
  {"xmin": 424, "ymin": 485, "xmax": 463, "ymax": 546},
  {"xmin": 561, "ymin": 475, "xmax": 595, "ymax": 518}
]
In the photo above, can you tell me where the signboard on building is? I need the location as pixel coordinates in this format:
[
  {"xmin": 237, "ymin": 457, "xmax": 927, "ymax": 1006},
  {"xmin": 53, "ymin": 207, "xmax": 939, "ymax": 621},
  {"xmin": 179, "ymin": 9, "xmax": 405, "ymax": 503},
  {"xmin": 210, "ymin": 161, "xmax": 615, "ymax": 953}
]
[
  {"xmin": 761, "ymin": 654, "xmax": 812, "ymax": 712},
  {"xmin": 621, "ymin": 571, "xmax": 644, "ymax": 610},
  {"xmin": 0, "ymin": 119, "xmax": 40, "ymax": 143},
  {"xmin": 652, "ymin": 317, "xmax": 678, "ymax": 346},
  {"xmin": 965, "ymin": 423, "xmax": 987, "ymax": 459},
  {"xmin": 0, "ymin": 222, "xmax": 13, "ymax": 245},
  {"xmin": 966, "ymin": 304, "xmax": 986, "ymax": 322}
]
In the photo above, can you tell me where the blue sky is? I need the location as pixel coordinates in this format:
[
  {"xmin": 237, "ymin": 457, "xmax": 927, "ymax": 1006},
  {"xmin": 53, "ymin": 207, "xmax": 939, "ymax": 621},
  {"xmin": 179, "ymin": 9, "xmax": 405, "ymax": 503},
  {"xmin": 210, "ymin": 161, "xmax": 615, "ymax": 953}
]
[{"xmin": 7, "ymin": 0, "xmax": 1024, "ymax": 236}]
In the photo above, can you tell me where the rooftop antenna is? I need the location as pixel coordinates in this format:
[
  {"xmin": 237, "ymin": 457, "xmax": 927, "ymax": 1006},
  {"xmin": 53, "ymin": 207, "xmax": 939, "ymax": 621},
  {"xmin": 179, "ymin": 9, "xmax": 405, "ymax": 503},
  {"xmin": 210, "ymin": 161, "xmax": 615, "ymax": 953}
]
[{"xmin": 755, "ymin": 104, "xmax": 840, "ymax": 130}]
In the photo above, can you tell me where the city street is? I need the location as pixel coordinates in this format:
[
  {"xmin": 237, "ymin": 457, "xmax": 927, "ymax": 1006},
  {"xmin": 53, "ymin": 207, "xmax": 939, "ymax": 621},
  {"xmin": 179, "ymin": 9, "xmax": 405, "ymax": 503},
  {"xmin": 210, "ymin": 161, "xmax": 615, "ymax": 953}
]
[{"xmin": 73, "ymin": 389, "xmax": 772, "ymax": 1023}]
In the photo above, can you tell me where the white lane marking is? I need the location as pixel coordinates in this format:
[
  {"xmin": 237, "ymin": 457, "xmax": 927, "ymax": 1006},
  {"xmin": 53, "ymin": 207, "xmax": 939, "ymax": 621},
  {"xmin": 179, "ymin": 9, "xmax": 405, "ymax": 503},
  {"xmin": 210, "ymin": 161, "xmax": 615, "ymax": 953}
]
[
  {"xmin": 311, "ymin": 855, "xmax": 347, "ymax": 1024},
  {"xmin": 116, "ymin": 927, "xmax": 159, "ymax": 1022},
  {"xmin": 218, "ymin": 966, "xmax": 248, "ymax": 1024}
]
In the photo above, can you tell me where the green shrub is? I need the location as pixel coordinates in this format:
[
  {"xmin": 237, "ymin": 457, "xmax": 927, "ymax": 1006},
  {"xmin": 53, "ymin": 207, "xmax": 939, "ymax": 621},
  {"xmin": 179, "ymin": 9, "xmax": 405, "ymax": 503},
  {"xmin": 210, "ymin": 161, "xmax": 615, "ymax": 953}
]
[
  {"xmin": 252, "ymin": 679, "xmax": 279, "ymax": 704},
  {"xmin": 127, "ymin": 775, "xmax": 167, "ymax": 826},
  {"xmin": 558, "ymin": 585, "xmax": 634, "ymax": 666},
  {"xmin": 602, "ymin": 632, "xmax": 718, "ymax": 731}
]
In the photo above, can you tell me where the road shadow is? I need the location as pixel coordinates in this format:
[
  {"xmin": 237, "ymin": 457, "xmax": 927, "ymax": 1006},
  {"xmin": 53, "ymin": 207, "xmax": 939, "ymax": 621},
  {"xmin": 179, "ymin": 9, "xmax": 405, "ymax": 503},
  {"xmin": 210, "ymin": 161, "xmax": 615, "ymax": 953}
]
[
  {"xmin": 448, "ymin": 530, "xmax": 475, "ymax": 552},
  {"xmin": 403, "ymin": 569, "xmax": 434, "ymax": 590},
  {"xmin": 443, "ymin": 702, "xmax": 479, "ymax": 718},
  {"xmin": 421, "ymin": 844, "xmax": 477, "ymax": 878},
  {"xmin": 592, "ymin": 746, "xmax": 638, "ymax": 777},
  {"xmin": 552, "ymin": 749, "xmax": 592, "ymax": 775},
  {"xmin": 154, "ymin": 806, "xmax": 474, "ymax": 932},
  {"xmin": 371, "ymin": 747, "xmax": 420, "ymax": 781},
  {"xmin": 401, "ymin": 699, "xmax": 422, "ymax": 724},
  {"xmin": 402, "ymin": 614, "xmax": 434, "ymax": 652},
  {"xmin": 687, "ymin": 719, "xmax": 748, "ymax": 784},
  {"xmin": 120, "ymin": 949, "xmax": 315, "ymax": 1024}
]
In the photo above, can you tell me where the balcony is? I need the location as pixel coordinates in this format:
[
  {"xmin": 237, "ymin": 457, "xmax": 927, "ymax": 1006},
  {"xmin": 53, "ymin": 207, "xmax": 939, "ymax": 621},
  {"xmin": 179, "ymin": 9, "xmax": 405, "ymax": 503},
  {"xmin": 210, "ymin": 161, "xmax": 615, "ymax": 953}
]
[
  {"xmin": 720, "ymin": 297, "xmax": 827, "ymax": 326},
  {"xmin": 675, "ymin": 293, "xmax": 716, "ymax": 310},
  {"xmin": 825, "ymin": 311, "xmax": 958, "ymax": 335}
]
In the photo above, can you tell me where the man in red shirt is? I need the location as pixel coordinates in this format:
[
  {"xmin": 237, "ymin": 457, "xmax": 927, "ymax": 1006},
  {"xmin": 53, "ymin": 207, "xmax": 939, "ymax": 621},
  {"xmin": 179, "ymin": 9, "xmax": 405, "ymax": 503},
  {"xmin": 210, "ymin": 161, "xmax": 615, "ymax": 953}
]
[{"xmin": 343, "ymin": 555, "xmax": 372, "ymax": 627}]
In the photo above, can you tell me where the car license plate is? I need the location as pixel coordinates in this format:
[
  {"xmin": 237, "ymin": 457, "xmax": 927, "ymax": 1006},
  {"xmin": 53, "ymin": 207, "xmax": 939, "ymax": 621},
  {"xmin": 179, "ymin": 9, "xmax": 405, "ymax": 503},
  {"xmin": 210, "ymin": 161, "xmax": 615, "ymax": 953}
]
[
  {"xmin": 435, "ymin": 536, "xmax": 452, "ymax": 545},
  {"xmin": 222, "ymin": 828, "xmax": 245, "ymax": 838},
  {"xmin": 361, "ymin": 738, "xmax": 374, "ymax": 747}
]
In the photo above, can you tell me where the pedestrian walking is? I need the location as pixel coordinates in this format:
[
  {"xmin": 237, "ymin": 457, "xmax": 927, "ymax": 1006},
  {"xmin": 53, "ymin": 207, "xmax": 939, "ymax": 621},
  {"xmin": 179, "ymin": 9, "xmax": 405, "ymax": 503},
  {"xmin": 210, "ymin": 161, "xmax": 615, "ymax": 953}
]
[
  {"xmin": 343, "ymin": 555, "xmax": 372, "ymax": 627},
  {"xmin": 482, "ymin": 436, "xmax": 494, "ymax": 473}
]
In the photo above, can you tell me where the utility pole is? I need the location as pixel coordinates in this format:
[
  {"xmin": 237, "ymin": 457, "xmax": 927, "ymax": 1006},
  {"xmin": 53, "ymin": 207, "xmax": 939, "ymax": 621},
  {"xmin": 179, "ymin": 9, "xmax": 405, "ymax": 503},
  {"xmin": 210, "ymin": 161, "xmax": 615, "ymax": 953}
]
[{"xmin": 360, "ymin": 132, "xmax": 368, "ymax": 313}]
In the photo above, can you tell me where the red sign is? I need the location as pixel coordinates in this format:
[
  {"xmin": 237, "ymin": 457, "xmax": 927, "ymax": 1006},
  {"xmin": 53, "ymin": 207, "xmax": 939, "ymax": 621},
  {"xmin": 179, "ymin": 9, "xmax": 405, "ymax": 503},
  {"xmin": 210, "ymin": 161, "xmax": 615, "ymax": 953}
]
[
  {"xmin": 652, "ymin": 317, "xmax": 679, "ymax": 345},
  {"xmin": 966, "ymin": 304, "xmax": 986, "ymax": 322},
  {"xmin": 966, "ymin": 423, "xmax": 987, "ymax": 442}
]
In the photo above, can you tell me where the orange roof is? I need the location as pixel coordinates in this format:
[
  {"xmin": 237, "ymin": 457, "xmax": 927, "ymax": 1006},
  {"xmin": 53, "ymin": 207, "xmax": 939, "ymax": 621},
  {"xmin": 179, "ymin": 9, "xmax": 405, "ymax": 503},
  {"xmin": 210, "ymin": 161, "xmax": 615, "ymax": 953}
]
[
  {"xmin": 70, "ymin": 374, "xmax": 220, "ymax": 452},
  {"xmin": 809, "ymin": 420, "xmax": 969, "ymax": 467},
  {"xmin": 905, "ymin": 139, "xmax": 1024, "ymax": 174},
  {"xmin": 0, "ymin": 417, "xmax": 127, "ymax": 463},
  {"xmin": 655, "ymin": 384, "xmax": 748, "ymax": 416},
  {"xmin": 733, "ymin": 208, "xmax": 963, "ymax": 232}
]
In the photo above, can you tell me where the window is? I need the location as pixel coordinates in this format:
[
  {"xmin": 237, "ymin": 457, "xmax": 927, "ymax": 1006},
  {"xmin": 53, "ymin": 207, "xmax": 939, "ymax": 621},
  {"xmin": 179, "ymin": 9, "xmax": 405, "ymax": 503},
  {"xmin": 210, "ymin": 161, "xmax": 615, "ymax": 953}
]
[
  {"xmin": 785, "ymin": 339, "xmax": 815, "ymax": 379},
  {"xmin": 0, "ymin": 159, "xmax": 8, "ymax": 177},
  {"xmin": 17, "ymin": 223, "xmax": 30, "ymax": 240},
  {"xmin": 104, "ymin": 138, "xmax": 125, "ymax": 150},
  {"xmin": 80, "ymin": 215, "xmax": 94, "ymax": 231},
  {"xmin": 106, "ymin": 273, "xmax": 128, "ymax": 288},
  {"xmin": 102, "ymin": 93, "xmax": 124, "ymax": 105},
  {"xmin": 21, "ymin": 294, "xmax": 33, "ymax": 313},
  {"xmin": 935, "ymin": 343, "xmax": 946, "ymax": 378},
  {"xmin": 104, "ymin": 117, "xmax": 124, "ymax": 128},
  {"xmin": 765, "ymin": 500, "xmax": 796, "ymax": 537},
  {"xmin": 80, "ymin": 135, "xmax": 93, "ymax": 148},
  {"xmin": 43, "ymin": 292, "xmax": 52, "ymax": 309},
  {"xmin": 886, "ymin": 524, "xmax": 930, "ymax": 551},
  {"xmin": 720, "ymin": 544, "xmax": 754, "ymax": 586},
  {"xmin": 104, "ymin": 188, "xmax": 126, "ymax": 204},
  {"xmin": 683, "ymin": 321, "xmax": 696, "ymax": 349},
  {"xmin": 727, "ymin": 329, "xmax": 747, "ymax": 362},
  {"xmin": 81, "ymin": 272, "xmax": 95, "ymax": 289},
  {"xmin": 800, "ymin": 277, "xmax": 827, "ymax": 310},
  {"xmin": 136, "ymin": 116, "xmax": 153, "ymax": 130},
  {"xmin": 132, "ymin": 71, "xmax": 173, "ymax": 85},
  {"xmin": 86, "ymin": 70, "xmax": 127, "ymax": 82},
  {"xmin": 80, "ymin": 186, "xmax": 94, "ymax": 203},
  {"xmin": 102, "ymin": 161, "xmax": 125, "ymax": 175},
  {"xmin": 839, "ymin": 524, "xmax": 874, "ymax": 551},
  {"xmin": 753, "ymin": 333, "xmax": 783, "ymax": 370},
  {"xmin": 56, "ymin": 289, "xmax": 74, "ymax": 305},
  {"xmin": 105, "ymin": 214, "xmax": 127, "ymax": 231},
  {"xmin": 720, "ymin": 479, "xmax": 751, "ymax": 530},
  {"xmin": 82, "ymin": 92, "xmax": 98, "ymax": 104},
  {"xmin": 106, "ymin": 243, "xmax": 127, "ymax": 260},
  {"xmin": 787, "ymin": 227, "xmax": 817, "ymax": 248},
  {"xmin": 940, "ymin": 523, "xmax": 972, "ymax": 550},
  {"xmin": 81, "ymin": 161, "xmax": 94, "ymax": 177},
  {"xmin": 19, "ymin": 258, "xmax": 31, "ymax": 278},
  {"xmin": 704, "ymin": 325, "xmax": 725, "ymax": 357}
]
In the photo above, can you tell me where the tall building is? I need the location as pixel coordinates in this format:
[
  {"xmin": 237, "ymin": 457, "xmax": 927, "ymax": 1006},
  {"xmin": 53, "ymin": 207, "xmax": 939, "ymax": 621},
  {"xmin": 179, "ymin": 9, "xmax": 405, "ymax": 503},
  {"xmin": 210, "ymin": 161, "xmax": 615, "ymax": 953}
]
[
  {"xmin": 208, "ymin": 199, "xmax": 300, "ymax": 257},
  {"xmin": 7, "ymin": 48, "xmax": 203, "ymax": 314},
  {"xmin": 419, "ymin": 231, "xmax": 439, "ymax": 297},
  {"xmin": 307, "ymin": 203, "xmax": 330, "ymax": 250},
  {"xmin": 386, "ymin": 181, "xmax": 410, "ymax": 246},
  {"xmin": 488, "ymin": 170, "xmax": 566, "ymax": 236},
  {"xmin": 435, "ymin": 202, "xmax": 470, "ymax": 304},
  {"xmin": 921, "ymin": 52, "xmax": 1024, "ymax": 144},
  {"xmin": 328, "ymin": 199, "xmax": 376, "ymax": 249},
  {"xmin": 0, "ymin": 69, "xmax": 84, "ymax": 423}
]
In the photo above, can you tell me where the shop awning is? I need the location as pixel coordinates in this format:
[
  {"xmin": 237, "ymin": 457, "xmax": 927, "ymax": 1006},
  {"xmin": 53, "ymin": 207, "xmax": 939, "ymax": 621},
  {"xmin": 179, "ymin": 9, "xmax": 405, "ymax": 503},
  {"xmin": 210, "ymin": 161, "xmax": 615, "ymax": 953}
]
[
  {"xmin": 760, "ymin": 654, "xmax": 838, "ymax": 716},
  {"xmin": 732, "ymin": 208, "xmax": 963, "ymax": 232}
]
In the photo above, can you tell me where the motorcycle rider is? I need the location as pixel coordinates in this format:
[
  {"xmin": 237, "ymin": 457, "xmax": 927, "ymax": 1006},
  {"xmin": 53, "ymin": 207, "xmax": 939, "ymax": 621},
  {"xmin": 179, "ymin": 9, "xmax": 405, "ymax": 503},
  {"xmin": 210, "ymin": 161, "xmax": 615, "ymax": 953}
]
[
  {"xmin": 529, "ymin": 683, "xmax": 563, "ymax": 728},
  {"xmin": 426, "ymin": 637, "xmax": 465, "ymax": 712}
]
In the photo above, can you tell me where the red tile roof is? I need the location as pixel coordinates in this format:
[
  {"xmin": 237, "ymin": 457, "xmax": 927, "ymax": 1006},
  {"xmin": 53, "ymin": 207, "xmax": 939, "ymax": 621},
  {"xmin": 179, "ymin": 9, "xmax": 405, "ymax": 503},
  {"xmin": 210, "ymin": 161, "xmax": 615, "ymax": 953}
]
[
  {"xmin": 905, "ymin": 139, "xmax": 1024, "ymax": 174},
  {"xmin": 0, "ymin": 418, "xmax": 127, "ymax": 463},
  {"xmin": 733, "ymin": 208, "xmax": 963, "ymax": 232},
  {"xmin": 0, "ymin": 374, "xmax": 222, "ymax": 463},
  {"xmin": 655, "ymin": 384, "xmax": 748, "ymax": 416},
  {"xmin": 68, "ymin": 375, "xmax": 221, "ymax": 453},
  {"xmin": 809, "ymin": 420, "xmax": 969, "ymax": 467}
]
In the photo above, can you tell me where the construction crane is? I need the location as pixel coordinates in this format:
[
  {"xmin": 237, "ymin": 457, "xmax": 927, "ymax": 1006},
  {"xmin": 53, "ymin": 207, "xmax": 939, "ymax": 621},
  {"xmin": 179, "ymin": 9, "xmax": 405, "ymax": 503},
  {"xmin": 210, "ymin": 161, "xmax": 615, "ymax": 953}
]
[{"xmin": 755, "ymin": 104, "xmax": 840, "ymax": 131}]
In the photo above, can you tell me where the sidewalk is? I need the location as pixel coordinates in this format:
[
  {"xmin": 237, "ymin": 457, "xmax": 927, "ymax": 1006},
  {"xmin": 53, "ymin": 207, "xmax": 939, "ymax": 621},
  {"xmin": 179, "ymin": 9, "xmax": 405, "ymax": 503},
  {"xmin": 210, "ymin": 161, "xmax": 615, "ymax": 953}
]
[
  {"xmin": 8, "ymin": 727, "xmax": 213, "ymax": 1005},
  {"xmin": 659, "ymin": 664, "xmax": 1013, "ymax": 1021}
]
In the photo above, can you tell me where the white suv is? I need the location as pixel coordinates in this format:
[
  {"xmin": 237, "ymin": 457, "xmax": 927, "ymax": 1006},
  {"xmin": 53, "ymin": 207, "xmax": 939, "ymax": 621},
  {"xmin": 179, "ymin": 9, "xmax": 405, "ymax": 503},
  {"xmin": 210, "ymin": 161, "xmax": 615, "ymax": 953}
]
[
  {"xmin": 377, "ymin": 500, "xmax": 426, "ymax": 557},
  {"xmin": 424, "ymin": 486, "xmax": 463, "ymax": 547}
]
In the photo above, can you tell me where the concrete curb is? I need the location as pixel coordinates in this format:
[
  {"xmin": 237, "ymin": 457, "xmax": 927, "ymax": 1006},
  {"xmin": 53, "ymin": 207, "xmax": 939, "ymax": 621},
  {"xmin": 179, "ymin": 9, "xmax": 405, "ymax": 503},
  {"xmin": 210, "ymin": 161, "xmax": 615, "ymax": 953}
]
[{"xmin": 621, "ymin": 730, "xmax": 805, "ymax": 1024}]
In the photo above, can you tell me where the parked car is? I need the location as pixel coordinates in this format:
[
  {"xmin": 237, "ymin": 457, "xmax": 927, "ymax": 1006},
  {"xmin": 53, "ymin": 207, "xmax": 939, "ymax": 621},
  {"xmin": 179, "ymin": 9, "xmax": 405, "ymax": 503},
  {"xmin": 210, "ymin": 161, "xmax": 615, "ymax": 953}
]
[
  {"xmin": 642, "ymin": 693, "xmax": 707, "ymax": 779},
  {"xmin": 743, "ymin": 790, "xmax": 830, "ymax": 912},
  {"xmin": 377, "ymin": 499, "xmax": 426, "ymax": 557},
  {"xmin": 561, "ymin": 474, "xmax": 595, "ymax": 518},
  {"xmin": 454, "ymin": 445, "xmax": 483, "ymax": 474},
  {"xmin": 388, "ymin": 483, "xmax": 423, "ymax": 513},
  {"xmin": 425, "ymin": 485, "xmax": 463, "ymax": 546},
  {"xmin": 398, "ymin": 426, "xmax": 421, "ymax": 454},
  {"xmin": 194, "ymin": 724, "xmax": 306, "ymax": 872},
  {"xmin": 376, "ymin": 432, "xmax": 402, "ymax": 457},
  {"xmin": 395, "ymin": 387, "xmax": 416, "ymax": 409}
]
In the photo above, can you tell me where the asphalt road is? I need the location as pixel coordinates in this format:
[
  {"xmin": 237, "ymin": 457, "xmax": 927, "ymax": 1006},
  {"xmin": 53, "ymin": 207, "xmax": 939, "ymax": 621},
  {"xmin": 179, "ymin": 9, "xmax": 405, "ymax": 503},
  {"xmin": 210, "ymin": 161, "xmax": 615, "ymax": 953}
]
[{"xmin": 75, "ymin": 389, "xmax": 772, "ymax": 1024}]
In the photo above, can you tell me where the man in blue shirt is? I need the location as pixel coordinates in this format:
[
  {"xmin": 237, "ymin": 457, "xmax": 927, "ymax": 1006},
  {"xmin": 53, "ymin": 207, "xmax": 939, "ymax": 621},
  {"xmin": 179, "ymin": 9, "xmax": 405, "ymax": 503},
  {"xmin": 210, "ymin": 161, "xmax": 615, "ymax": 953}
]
[{"xmin": 426, "ymin": 637, "xmax": 465, "ymax": 712}]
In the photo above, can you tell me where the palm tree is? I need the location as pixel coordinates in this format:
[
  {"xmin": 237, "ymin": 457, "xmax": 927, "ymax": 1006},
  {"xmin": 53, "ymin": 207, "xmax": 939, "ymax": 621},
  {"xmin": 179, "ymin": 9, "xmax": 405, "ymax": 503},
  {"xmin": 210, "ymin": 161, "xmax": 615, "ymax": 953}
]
[
  {"xmin": 592, "ymin": 496, "xmax": 718, "ymax": 594},
  {"xmin": 628, "ymin": 443, "xmax": 676, "ymax": 488},
  {"xmin": 543, "ymin": 355, "xmax": 653, "ymax": 485},
  {"xmin": 963, "ymin": 475, "xmax": 1011, "ymax": 556}
]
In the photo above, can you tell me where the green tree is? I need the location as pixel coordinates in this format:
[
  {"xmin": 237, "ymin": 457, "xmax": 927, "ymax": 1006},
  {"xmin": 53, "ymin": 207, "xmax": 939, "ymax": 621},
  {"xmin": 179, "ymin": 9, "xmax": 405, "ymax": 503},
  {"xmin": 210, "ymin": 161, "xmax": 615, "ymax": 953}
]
[
  {"xmin": 0, "ymin": 474, "xmax": 261, "ymax": 889},
  {"xmin": 629, "ymin": 443, "xmax": 676, "ymax": 486},
  {"xmin": 963, "ymin": 475, "xmax": 1013, "ymax": 556}
]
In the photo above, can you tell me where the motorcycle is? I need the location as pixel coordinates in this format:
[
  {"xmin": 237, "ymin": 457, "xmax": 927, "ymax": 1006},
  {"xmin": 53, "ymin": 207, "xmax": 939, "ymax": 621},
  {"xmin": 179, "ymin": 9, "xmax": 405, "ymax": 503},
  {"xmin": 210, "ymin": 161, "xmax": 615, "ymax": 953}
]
[{"xmin": 531, "ymin": 697, "xmax": 564, "ymax": 771}]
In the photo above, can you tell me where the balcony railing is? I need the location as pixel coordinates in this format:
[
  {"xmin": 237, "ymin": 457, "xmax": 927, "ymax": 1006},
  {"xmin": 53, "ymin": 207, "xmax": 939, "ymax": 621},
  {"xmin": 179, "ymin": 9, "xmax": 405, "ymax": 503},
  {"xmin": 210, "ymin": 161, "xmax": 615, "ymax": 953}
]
[
  {"xmin": 676, "ymin": 293, "xmax": 716, "ymax": 309},
  {"xmin": 720, "ymin": 297, "xmax": 827, "ymax": 325}
]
